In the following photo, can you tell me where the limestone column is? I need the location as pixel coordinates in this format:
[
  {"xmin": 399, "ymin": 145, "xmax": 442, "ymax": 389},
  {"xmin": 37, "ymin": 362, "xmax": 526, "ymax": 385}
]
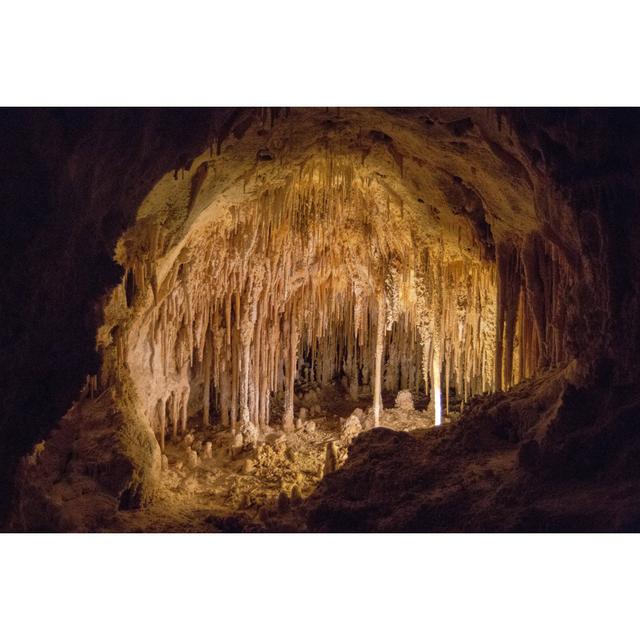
[
  {"xmin": 373, "ymin": 296, "xmax": 386, "ymax": 427},
  {"xmin": 283, "ymin": 312, "xmax": 299, "ymax": 432}
]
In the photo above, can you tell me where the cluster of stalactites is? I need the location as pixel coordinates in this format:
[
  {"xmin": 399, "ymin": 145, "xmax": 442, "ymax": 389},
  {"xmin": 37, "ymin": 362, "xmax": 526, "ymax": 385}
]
[
  {"xmin": 494, "ymin": 233, "xmax": 573, "ymax": 391},
  {"xmin": 414, "ymin": 248, "xmax": 497, "ymax": 423},
  {"xmin": 126, "ymin": 237, "xmax": 500, "ymax": 446},
  {"xmin": 113, "ymin": 158, "xmax": 427, "ymax": 441},
  {"xmin": 110, "ymin": 156, "xmax": 574, "ymax": 448},
  {"xmin": 297, "ymin": 297, "xmax": 423, "ymax": 397}
]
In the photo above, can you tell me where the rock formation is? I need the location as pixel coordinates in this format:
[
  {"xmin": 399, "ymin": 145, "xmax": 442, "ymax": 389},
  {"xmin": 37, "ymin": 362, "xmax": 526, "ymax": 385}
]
[{"xmin": 2, "ymin": 107, "xmax": 640, "ymax": 532}]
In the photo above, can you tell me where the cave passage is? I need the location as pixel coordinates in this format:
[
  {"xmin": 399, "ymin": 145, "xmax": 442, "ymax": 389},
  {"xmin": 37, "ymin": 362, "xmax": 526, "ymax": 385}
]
[
  {"xmin": 116, "ymin": 156, "xmax": 501, "ymax": 445},
  {"xmin": 13, "ymin": 108, "xmax": 594, "ymax": 532}
]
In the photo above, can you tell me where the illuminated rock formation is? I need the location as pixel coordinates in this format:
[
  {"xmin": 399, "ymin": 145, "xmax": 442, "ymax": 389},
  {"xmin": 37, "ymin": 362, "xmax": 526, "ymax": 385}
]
[
  {"xmin": 100, "ymin": 108, "xmax": 551, "ymax": 460},
  {"xmin": 4, "ymin": 107, "xmax": 640, "ymax": 532}
]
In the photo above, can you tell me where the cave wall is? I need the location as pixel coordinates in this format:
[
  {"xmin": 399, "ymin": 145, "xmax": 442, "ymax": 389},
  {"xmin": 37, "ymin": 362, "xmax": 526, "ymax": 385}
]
[
  {"xmin": 0, "ymin": 108, "xmax": 238, "ymax": 523},
  {"xmin": 499, "ymin": 108, "xmax": 640, "ymax": 384}
]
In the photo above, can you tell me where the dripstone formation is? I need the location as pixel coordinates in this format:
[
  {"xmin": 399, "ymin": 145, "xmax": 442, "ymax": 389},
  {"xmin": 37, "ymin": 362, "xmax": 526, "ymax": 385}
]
[{"xmin": 3, "ymin": 108, "xmax": 639, "ymax": 532}]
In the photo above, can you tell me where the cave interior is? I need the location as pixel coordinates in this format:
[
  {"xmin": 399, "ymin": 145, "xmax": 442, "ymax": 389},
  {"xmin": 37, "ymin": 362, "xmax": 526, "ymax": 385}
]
[{"xmin": 3, "ymin": 107, "xmax": 640, "ymax": 532}]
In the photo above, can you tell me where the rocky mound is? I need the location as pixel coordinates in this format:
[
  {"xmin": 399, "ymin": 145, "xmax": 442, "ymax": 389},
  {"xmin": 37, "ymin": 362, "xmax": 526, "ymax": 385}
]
[{"xmin": 294, "ymin": 368, "xmax": 640, "ymax": 532}]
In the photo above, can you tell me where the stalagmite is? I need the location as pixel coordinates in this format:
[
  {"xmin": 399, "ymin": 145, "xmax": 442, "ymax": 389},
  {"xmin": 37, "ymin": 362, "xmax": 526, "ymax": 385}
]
[
  {"xmin": 324, "ymin": 441, "xmax": 338, "ymax": 476},
  {"xmin": 187, "ymin": 448, "xmax": 198, "ymax": 469},
  {"xmin": 395, "ymin": 389, "xmax": 414, "ymax": 411}
]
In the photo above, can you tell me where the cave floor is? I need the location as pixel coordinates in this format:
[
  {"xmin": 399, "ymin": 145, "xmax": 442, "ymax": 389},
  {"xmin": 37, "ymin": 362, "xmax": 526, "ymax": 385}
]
[
  {"xmin": 18, "ymin": 369, "xmax": 639, "ymax": 532},
  {"xmin": 102, "ymin": 386, "xmax": 436, "ymax": 532}
]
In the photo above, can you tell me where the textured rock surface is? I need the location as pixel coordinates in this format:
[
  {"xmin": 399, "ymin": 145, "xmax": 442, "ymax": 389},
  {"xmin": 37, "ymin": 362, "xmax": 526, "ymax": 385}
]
[
  {"xmin": 295, "ymin": 367, "xmax": 640, "ymax": 532},
  {"xmin": 394, "ymin": 390, "xmax": 414, "ymax": 411},
  {"xmin": 12, "ymin": 387, "xmax": 160, "ymax": 531},
  {"xmin": 0, "ymin": 108, "xmax": 237, "ymax": 524}
]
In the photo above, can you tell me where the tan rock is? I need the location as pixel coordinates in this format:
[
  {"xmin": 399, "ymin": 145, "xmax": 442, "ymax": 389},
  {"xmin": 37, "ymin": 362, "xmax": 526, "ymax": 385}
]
[
  {"xmin": 231, "ymin": 432, "xmax": 243, "ymax": 454},
  {"xmin": 324, "ymin": 441, "xmax": 338, "ymax": 476},
  {"xmin": 395, "ymin": 389, "xmax": 415, "ymax": 411},
  {"xmin": 290, "ymin": 485, "xmax": 303, "ymax": 506},
  {"xmin": 304, "ymin": 390, "xmax": 318, "ymax": 404},
  {"xmin": 183, "ymin": 433, "xmax": 194, "ymax": 448},
  {"xmin": 186, "ymin": 448, "xmax": 199, "ymax": 469},
  {"xmin": 241, "ymin": 421, "xmax": 259, "ymax": 450},
  {"xmin": 341, "ymin": 414, "xmax": 363, "ymax": 441}
]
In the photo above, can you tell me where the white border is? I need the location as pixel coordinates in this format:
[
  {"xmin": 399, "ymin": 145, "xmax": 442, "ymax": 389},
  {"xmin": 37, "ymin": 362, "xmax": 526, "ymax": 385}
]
[
  {"xmin": 1, "ymin": 533, "xmax": 638, "ymax": 639},
  {"xmin": 1, "ymin": 0, "xmax": 638, "ymax": 105},
  {"xmin": 1, "ymin": 2, "xmax": 638, "ymax": 637}
]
